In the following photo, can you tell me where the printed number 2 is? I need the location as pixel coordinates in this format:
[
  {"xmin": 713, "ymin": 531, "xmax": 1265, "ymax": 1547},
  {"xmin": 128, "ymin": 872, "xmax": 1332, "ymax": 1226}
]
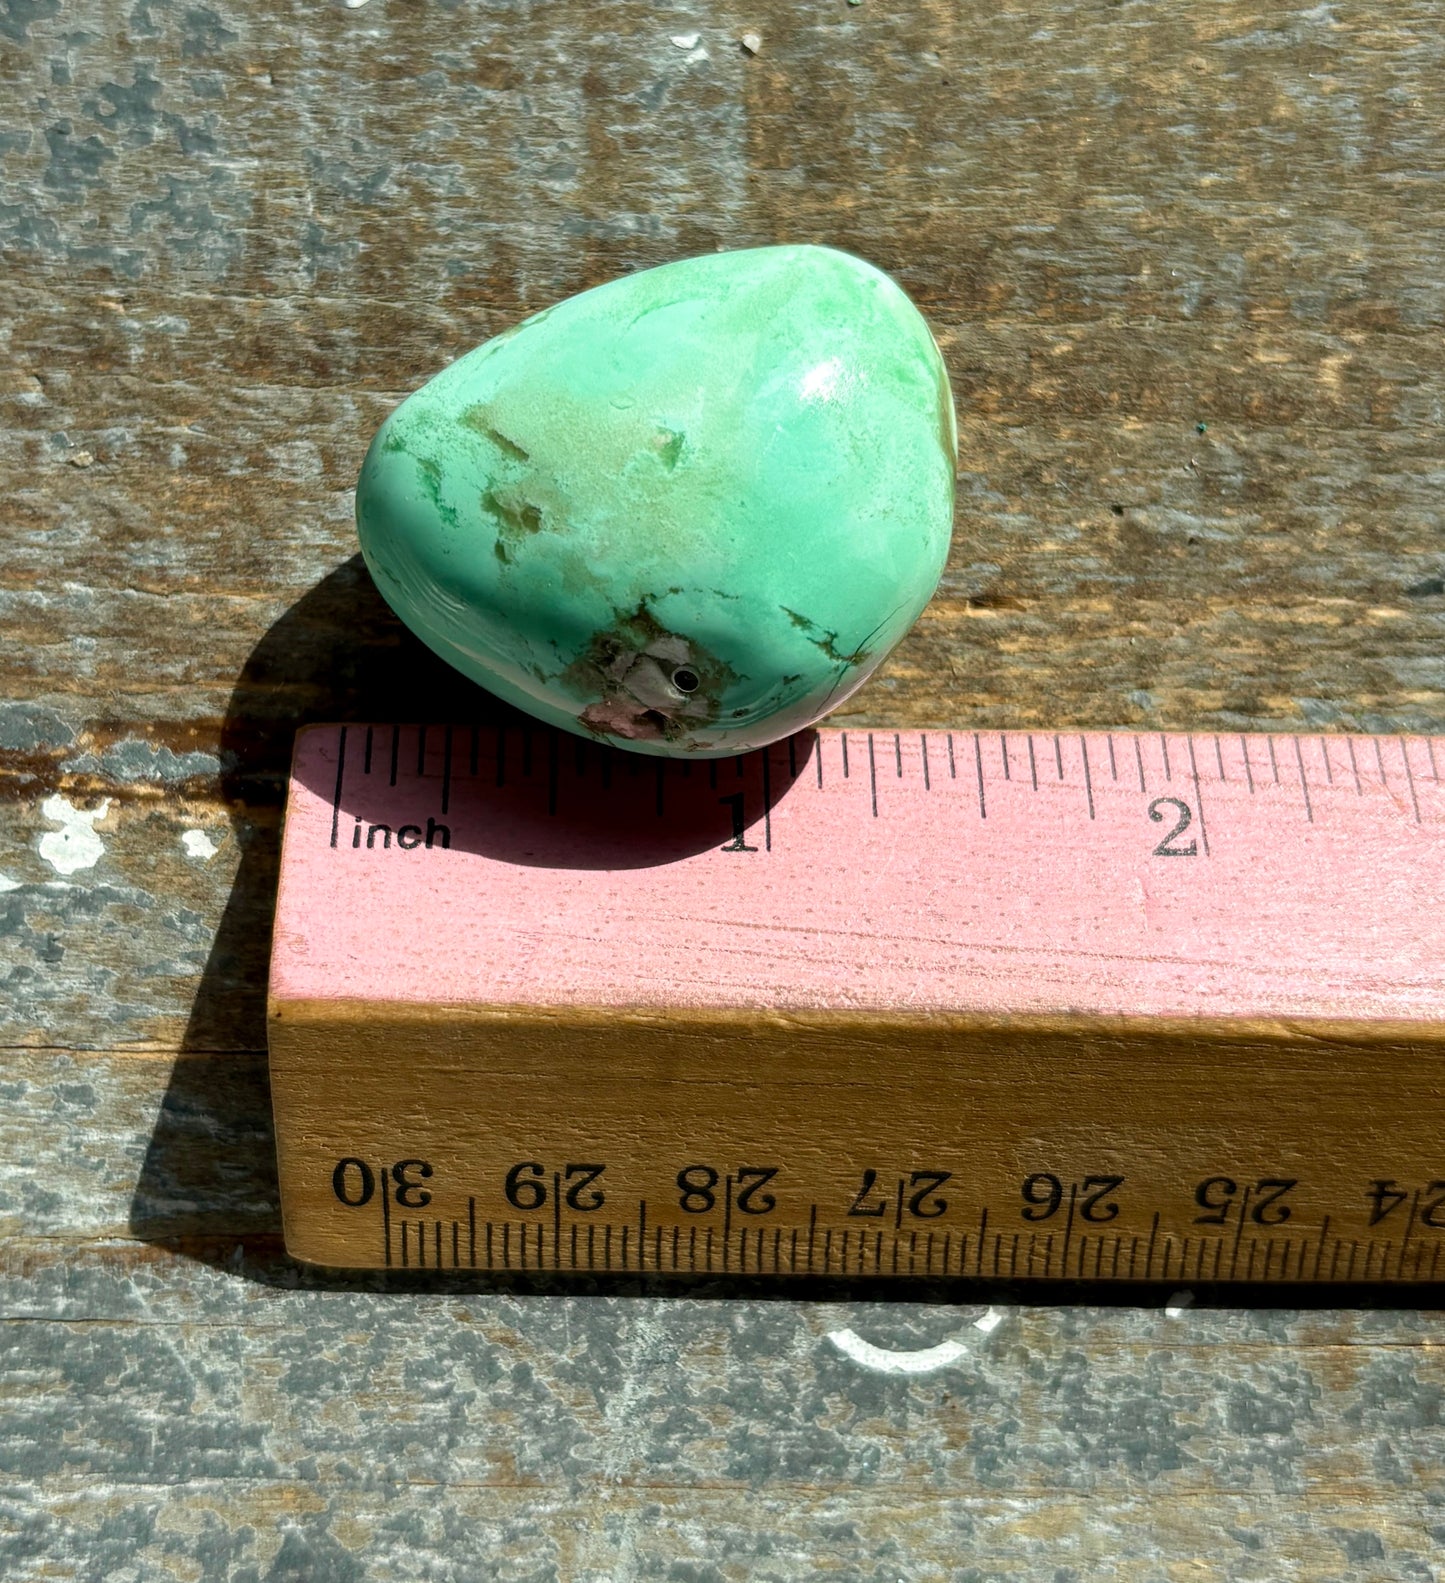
[{"xmin": 1149, "ymin": 797, "xmax": 1198, "ymax": 857}]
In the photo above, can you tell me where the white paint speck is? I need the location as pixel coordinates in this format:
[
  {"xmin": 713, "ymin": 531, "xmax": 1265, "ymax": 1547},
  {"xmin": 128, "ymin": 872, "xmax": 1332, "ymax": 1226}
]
[
  {"xmin": 973, "ymin": 1306, "xmax": 1004, "ymax": 1335},
  {"xmin": 740, "ymin": 31, "xmax": 762, "ymax": 53},
  {"xmin": 0, "ymin": 873, "xmax": 21, "ymax": 892},
  {"xmin": 684, "ymin": 45, "xmax": 709, "ymax": 63},
  {"xmin": 670, "ymin": 31, "xmax": 701, "ymax": 47},
  {"xmin": 827, "ymin": 1329, "xmax": 969, "ymax": 1375},
  {"xmin": 181, "ymin": 830, "xmax": 219, "ymax": 861},
  {"xmin": 39, "ymin": 795, "xmax": 110, "ymax": 875},
  {"xmin": 343, "ymin": 0, "xmax": 371, "ymax": 9},
  {"xmin": 1165, "ymin": 1290, "xmax": 1195, "ymax": 1318}
]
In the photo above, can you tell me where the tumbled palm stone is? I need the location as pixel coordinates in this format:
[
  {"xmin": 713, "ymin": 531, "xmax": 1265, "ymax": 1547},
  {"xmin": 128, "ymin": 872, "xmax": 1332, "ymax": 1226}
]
[{"xmin": 356, "ymin": 244, "xmax": 955, "ymax": 757}]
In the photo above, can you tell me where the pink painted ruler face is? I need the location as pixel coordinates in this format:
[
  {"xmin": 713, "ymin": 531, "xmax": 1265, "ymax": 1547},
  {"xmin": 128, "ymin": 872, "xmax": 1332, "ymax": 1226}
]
[{"xmin": 271, "ymin": 725, "xmax": 1445, "ymax": 1022}]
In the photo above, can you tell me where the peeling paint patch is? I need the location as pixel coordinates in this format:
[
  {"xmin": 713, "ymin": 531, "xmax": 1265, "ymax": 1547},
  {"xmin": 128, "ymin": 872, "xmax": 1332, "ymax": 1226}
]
[
  {"xmin": 0, "ymin": 872, "xmax": 22, "ymax": 892},
  {"xmin": 61, "ymin": 739, "xmax": 220, "ymax": 783},
  {"xmin": 38, "ymin": 795, "xmax": 110, "ymax": 875},
  {"xmin": 974, "ymin": 1306, "xmax": 1005, "ymax": 1335},
  {"xmin": 826, "ymin": 1329, "xmax": 969, "ymax": 1375},
  {"xmin": 181, "ymin": 830, "xmax": 219, "ymax": 861},
  {"xmin": 0, "ymin": 703, "xmax": 76, "ymax": 752}
]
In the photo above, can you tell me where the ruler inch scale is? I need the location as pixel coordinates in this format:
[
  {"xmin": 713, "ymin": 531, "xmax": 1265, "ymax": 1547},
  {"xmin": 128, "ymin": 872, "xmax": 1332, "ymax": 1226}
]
[{"xmin": 269, "ymin": 722, "xmax": 1445, "ymax": 1282}]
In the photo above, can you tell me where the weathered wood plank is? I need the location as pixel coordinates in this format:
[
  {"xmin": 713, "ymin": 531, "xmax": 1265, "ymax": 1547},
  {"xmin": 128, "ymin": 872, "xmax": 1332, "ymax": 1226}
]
[
  {"xmin": 2, "ymin": 1482, "xmax": 1433, "ymax": 1582},
  {"xmin": 2, "ymin": 0, "xmax": 1445, "ymax": 795},
  {"xmin": 4, "ymin": 1238, "xmax": 1445, "ymax": 1480},
  {"xmin": 4, "ymin": 1237, "xmax": 1445, "ymax": 1577},
  {"xmin": 1, "ymin": 1049, "xmax": 274, "ymax": 1238},
  {"xmin": 6, "ymin": 0, "xmax": 1445, "ymax": 1575}
]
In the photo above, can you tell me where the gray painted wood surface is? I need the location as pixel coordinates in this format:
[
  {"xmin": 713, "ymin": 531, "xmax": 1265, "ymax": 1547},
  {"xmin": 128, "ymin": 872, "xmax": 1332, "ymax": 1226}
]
[{"xmin": 4, "ymin": 0, "xmax": 1445, "ymax": 1576}]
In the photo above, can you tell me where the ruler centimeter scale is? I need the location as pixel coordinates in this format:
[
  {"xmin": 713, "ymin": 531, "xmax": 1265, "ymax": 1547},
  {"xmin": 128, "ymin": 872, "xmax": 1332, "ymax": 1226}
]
[{"xmin": 269, "ymin": 722, "xmax": 1445, "ymax": 1282}]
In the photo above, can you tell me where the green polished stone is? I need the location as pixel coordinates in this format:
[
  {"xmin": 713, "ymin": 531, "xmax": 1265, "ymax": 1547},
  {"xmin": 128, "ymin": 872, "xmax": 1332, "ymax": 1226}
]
[{"xmin": 356, "ymin": 244, "xmax": 955, "ymax": 757}]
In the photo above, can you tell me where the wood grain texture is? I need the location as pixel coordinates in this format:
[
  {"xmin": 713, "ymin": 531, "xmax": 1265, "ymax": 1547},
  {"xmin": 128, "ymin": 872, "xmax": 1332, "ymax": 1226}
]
[{"xmin": 5, "ymin": 0, "xmax": 1445, "ymax": 1575}]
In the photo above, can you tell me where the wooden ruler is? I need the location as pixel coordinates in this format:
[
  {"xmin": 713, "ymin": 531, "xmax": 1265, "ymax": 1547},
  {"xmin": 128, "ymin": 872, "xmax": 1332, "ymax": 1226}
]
[{"xmin": 269, "ymin": 723, "xmax": 1445, "ymax": 1282}]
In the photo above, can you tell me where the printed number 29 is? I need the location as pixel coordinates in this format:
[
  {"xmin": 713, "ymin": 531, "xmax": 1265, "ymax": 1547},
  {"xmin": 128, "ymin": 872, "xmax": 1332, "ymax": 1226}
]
[{"xmin": 1149, "ymin": 797, "xmax": 1197, "ymax": 857}]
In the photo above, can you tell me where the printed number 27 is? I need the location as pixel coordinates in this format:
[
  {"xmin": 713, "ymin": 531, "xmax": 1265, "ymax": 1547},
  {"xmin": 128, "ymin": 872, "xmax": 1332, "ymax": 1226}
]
[{"xmin": 1149, "ymin": 797, "xmax": 1197, "ymax": 857}]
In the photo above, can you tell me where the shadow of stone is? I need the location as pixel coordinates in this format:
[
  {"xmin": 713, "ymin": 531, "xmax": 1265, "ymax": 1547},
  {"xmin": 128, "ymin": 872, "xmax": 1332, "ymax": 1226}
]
[
  {"xmin": 129, "ymin": 555, "xmax": 517, "ymax": 1266},
  {"xmin": 290, "ymin": 719, "xmax": 814, "ymax": 871},
  {"xmin": 126, "ymin": 555, "xmax": 806, "ymax": 1286},
  {"xmin": 125, "ymin": 557, "xmax": 1444, "ymax": 1310}
]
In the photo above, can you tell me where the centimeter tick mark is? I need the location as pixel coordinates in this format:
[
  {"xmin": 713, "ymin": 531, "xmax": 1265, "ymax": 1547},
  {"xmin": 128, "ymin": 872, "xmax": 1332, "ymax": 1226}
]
[
  {"xmin": 380, "ymin": 1157, "xmax": 391, "ymax": 1266},
  {"xmin": 921, "ymin": 734, "xmax": 931, "ymax": 790},
  {"xmin": 1080, "ymin": 736, "xmax": 1095, "ymax": 820},
  {"xmin": 1240, "ymin": 735, "xmax": 1254, "ymax": 795},
  {"xmin": 1029, "ymin": 734, "xmax": 1039, "ymax": 791},
  {"xmin": 1133, "ymin": 736, "xmax": 1146, "ymax": 794},
  {"xmin": 868, "ymin": 734, "xmax": 878, "ymax": 817},
  {"xmin": 974, "ymin": 733, "xmax": 987, "ymax": 818}
]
